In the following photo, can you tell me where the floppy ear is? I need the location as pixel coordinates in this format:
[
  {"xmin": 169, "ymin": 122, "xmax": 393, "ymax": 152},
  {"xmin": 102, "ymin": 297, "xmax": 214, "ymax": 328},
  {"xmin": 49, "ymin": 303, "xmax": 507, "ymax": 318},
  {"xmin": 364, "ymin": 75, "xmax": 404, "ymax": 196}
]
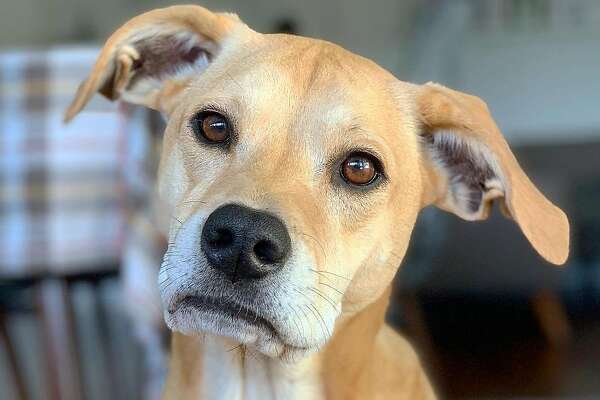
[
  {"xmin": 64, "ymin": 5, "xmax": 245, "ymax": 121},
  {"xmin": 416, "ymin": 82, "xmax": 569, "ymax": 265}
]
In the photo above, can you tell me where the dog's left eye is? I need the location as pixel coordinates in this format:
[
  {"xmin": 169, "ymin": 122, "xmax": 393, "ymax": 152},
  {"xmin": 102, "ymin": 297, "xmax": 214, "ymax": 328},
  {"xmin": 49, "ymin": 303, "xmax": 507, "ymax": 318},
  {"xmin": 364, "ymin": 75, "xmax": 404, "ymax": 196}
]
[
  {"xmin": 340, "ymin": 152, "xmax": 381, "ymax": 186},
  {"xmin": 191, "ymin": 111, "xmax": 231, "ymax": 144}
]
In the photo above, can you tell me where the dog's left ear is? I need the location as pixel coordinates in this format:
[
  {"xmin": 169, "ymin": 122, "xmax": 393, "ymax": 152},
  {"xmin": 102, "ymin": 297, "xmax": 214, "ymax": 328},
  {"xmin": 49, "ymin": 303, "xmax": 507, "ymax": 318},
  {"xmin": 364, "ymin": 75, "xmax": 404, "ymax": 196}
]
[
  {"xmin": 416, "ymin": 82, "xmax": 569, "ymax": 265},
  {"xmin": 64, "ymin": 5, "xmax": 246, "ymax": 121}
]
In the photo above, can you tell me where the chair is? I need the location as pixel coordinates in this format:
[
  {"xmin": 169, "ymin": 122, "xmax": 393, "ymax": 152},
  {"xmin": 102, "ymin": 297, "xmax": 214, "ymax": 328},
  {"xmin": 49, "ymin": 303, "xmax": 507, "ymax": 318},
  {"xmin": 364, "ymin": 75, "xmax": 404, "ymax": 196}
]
[{"xmin": 0, "ymin": 48, "xmax": 165, "ymax": 400}]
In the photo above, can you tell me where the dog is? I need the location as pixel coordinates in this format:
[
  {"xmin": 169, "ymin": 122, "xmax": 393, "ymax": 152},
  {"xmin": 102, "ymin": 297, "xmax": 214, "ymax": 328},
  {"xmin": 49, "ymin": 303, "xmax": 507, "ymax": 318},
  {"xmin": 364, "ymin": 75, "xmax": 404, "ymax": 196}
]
[{"xmin": 65, "ymin": 5, "xmax": 569, "ymax": 399}]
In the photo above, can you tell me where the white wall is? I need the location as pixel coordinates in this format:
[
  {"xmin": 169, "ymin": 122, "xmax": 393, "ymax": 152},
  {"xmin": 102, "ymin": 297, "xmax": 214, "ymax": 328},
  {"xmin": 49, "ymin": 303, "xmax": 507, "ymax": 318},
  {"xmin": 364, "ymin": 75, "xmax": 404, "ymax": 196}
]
[
  {"xmin": 0, "ymin": 0, "xmax": 418, "ymax": 76},
  {"xmin": 2, "ymin": 0, "xmax": 598, "ymax": 145},
  {"xmin": 407, "ymin": 0, "xmax": 600, "ymax": 145}
]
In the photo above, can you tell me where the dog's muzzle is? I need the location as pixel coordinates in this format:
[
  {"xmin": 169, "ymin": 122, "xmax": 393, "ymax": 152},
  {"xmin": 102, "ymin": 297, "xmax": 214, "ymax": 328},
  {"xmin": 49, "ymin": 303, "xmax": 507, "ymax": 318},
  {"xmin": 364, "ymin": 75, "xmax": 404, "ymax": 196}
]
[
  {"xmin": 200, "ymin": 204, "xmax": 292, "ymax": 282},
  {"xmin": 161, "ymin": 201, "xmax": 336, "ymax": 357}
]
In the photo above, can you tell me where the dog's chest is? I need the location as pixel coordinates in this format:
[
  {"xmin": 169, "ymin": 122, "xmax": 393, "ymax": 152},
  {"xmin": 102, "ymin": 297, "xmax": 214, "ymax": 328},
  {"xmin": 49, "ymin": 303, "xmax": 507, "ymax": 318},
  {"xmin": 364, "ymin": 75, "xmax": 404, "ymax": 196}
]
[{"xmin": 200, "ymin": 336, "xmax": 324, "ymax": 400}]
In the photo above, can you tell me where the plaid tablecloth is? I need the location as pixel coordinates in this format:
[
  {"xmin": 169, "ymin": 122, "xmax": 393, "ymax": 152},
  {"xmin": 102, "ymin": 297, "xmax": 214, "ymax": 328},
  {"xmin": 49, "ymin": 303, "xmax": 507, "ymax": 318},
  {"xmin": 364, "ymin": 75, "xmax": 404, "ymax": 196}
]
[{"xmin": 0, "ymin": 47, "xmax": 154, "ymax": 278}]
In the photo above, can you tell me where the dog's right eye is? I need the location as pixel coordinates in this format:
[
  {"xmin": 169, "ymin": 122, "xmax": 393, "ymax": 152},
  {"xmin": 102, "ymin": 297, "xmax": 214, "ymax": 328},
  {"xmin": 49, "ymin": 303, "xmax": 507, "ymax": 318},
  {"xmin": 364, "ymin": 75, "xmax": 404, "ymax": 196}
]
[{"xmin": 191, "ymin": 111, "xmax": 231, "ymax": 144}]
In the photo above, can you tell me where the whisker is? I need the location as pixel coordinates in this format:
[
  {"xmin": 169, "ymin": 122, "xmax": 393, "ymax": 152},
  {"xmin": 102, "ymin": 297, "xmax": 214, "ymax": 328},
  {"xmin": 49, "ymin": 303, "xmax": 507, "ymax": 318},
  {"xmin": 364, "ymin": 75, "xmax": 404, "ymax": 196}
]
[
  {"xmin": 309, "ymin": 268, "xmax": 350, "ymax": 281},
  {"xmin": 318, "ymin": 281, "xmax": 344, "ymax": 296},
  {"xmin": 297, "ymin": 303, "xmax": 313, "ymax": 338},
  {"xmin": 306, "ymin": 287, "xmax": 338, "ymax": 311},
  {"xmin": 295, "ymin": 288, "xmax": 331, "ymax": 339},
  {"xmin": 313, "ymin": 303, "xmax": 331, "ymax": 337},
  {"xmin": 288, "ymin": 303, "xmax": 303, "ymax": 336},
  {"xmin": 180, "ymin": 200, "xmax": 208, "ymax": 205},
  {"xmin": 300, "ymin": 232, "xmax": 327, "ymax": 261},
  {"xmin": 305, "ymin": 303, "xmax": 329, "ymax": 339}
]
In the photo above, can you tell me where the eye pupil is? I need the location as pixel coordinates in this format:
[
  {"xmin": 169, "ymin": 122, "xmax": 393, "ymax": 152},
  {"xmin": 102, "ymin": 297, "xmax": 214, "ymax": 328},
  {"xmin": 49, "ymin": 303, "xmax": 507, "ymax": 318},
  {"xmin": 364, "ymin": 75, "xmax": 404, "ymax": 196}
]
[
  {"xmin": 341, "ymin": 153, "xmax": 379, "ymax": 186},
  {"xmin": 193, "ymin": 111, "xmax": 231, "ymax": 143}
]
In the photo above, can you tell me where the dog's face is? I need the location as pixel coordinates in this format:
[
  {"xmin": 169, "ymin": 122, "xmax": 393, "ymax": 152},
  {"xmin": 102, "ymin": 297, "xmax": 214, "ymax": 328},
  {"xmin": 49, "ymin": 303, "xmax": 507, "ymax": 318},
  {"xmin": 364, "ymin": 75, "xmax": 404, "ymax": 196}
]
[
  {"xmin": 66, "ymin": 6, "xmax": 569, "ymax": 361},
  {"xmin": 156, "ymin": 37, "xmax": 424, "ymax": 359}
]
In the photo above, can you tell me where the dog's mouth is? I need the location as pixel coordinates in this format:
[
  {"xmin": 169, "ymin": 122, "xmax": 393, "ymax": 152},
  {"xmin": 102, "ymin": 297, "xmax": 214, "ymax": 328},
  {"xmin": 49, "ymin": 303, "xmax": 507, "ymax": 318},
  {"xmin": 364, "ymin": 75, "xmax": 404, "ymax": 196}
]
[{"xmin": 169, "ymin": 294, "xmax": 278, "ymax": 336}]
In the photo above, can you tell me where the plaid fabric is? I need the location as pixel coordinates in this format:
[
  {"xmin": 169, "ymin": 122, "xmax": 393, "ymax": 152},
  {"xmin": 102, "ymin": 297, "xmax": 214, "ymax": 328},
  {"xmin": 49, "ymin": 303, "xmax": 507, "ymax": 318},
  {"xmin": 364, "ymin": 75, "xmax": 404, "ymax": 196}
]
[
  {"xmin": 0, "ymin": 48, "xmax": 152, "ymax": 278},
  {"xmin": 0, "ymin": 47, "xmax": 168, "ymax": 399}
]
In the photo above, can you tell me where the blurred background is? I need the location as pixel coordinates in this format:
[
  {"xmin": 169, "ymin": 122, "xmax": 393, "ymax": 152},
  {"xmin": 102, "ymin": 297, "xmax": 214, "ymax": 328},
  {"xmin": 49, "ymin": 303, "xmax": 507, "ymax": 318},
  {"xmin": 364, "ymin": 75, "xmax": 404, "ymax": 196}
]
[{"xmin": 0, "ymin": 0, "xmax": 599, "ymax": 399}]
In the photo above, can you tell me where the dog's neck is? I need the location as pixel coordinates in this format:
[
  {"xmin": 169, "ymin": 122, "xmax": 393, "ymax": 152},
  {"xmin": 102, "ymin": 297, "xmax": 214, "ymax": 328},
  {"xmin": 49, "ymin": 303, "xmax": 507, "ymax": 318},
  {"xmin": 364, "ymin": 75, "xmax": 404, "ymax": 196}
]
[
  {"xmin": 163, "ymin": 288, "xmax": 390, "ymax": 400},
  {"xmin": 165, "ymin": 334, "xmax": 323, "ymax": 400}
]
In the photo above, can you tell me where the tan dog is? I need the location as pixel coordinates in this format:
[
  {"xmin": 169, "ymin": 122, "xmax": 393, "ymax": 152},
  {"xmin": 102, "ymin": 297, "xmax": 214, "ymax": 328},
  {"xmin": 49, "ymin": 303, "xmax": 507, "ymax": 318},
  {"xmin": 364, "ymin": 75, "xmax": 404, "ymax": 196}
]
[{"xmin": 65, "ymin": 5, "xmax": 569, "ymax": 399}]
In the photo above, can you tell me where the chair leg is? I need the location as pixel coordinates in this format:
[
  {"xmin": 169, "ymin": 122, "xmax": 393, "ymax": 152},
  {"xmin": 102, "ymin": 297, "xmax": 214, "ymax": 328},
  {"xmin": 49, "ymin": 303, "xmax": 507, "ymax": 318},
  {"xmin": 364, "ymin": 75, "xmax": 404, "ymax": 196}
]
[
  {"xmin": 0, "ymin": 312, "xmax": 29, "ymax": 400},
  {"xmin": 531, "ymin": 289, "xmax": 572, "ymax": 347},
  {"xmin": 37, "ymin": 279, "xmax": 84, "ymax": 400}
]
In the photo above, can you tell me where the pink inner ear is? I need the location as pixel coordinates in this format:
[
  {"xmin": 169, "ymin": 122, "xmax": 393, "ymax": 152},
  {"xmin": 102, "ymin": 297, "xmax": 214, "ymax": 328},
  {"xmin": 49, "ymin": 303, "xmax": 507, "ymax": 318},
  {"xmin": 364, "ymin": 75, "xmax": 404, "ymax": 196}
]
[{"xmin": 131, "ymin": 33, "xmax": 212, "ymax": 80}]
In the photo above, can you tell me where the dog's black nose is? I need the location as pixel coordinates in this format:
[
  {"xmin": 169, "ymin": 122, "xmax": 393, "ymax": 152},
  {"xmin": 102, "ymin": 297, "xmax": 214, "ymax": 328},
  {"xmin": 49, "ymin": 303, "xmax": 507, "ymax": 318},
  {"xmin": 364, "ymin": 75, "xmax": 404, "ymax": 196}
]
[{"xmin": 201, "ymin": 204, "xmax": 291, "ymax": 282}]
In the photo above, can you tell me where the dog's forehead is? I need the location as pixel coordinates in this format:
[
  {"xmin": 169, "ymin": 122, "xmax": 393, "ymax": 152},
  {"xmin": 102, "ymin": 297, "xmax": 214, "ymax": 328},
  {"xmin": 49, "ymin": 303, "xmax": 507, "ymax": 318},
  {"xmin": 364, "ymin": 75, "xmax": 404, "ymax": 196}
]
[{"xmin": 186, "ymin": 34, "xmax": 410, "ymax": 149}]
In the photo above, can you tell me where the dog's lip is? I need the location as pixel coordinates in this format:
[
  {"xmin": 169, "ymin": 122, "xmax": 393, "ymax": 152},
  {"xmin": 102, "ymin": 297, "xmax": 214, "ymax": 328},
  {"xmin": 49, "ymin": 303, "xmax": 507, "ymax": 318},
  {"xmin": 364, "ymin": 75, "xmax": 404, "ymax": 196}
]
[{"xmin": 170, "ymin": 294, "xmax": 278, "ymax": 335}]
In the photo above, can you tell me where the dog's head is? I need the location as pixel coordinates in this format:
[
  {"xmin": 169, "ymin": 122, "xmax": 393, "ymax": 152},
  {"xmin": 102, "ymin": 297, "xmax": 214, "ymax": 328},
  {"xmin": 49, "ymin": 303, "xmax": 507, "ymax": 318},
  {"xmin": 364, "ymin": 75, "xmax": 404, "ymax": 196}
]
[{"xmin": 66, "ymin": 6, "xmax": 569, "ymax": 361}]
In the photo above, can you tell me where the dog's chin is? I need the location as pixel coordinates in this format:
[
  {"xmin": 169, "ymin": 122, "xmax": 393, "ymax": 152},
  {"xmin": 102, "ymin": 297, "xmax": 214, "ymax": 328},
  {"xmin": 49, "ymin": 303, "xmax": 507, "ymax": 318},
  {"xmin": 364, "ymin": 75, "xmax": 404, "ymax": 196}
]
[{"xmin": 164, "ymin": 296, "xmax": 318, "ymax": 361}]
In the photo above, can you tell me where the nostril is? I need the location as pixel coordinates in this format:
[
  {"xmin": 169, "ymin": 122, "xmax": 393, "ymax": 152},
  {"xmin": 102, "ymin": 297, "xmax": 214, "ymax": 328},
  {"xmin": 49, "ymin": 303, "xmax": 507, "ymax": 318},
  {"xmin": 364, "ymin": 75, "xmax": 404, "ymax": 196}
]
[
  {"xmin": 208, "ymin": 228, "xmax": 234, "ymax": 248},
  {"xmin": 253, "ymin": 240, "xmax": 282, "ymax": 264},
  {"xmin": 202, "ymin": 204, "xmax": 291, "ymax": 280}
]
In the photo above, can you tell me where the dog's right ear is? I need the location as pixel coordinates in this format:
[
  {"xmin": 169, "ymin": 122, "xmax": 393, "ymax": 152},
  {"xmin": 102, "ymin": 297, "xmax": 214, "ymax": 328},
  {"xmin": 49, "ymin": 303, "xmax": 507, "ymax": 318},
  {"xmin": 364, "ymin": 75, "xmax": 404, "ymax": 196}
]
[{"xmin": 64, "ymin": 5, "xmax": 246, "ymax": 122}]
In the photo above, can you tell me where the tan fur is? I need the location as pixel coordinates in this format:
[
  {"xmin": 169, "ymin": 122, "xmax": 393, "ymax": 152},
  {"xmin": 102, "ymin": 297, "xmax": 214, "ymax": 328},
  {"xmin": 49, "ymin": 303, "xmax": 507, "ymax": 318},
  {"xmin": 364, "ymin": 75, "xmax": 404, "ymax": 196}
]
[
  {"xmin": 66, "ymin": 5, "xmax": 569, "ymax": 399},
  {"xmin": 416, "ymin": 84, "xmax": 568, "ymax": 264}
]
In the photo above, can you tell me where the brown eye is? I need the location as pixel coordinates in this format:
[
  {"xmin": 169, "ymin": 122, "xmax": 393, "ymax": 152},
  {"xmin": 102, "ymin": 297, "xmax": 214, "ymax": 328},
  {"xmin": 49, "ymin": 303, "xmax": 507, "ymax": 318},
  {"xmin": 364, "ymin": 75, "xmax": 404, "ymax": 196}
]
[
  {"xmin": 341, "ymin": 153, "xmax": 380, "ymax": 186},
  {"xmin": 192, "ymin": 111, "xmax": 231, "ymax": 143}
]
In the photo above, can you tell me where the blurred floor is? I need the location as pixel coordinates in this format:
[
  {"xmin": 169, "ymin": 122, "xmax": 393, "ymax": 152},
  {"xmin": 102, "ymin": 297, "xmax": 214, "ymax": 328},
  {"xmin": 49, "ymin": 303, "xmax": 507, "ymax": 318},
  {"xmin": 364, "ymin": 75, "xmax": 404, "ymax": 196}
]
[{"xmin": 394, "ymin": 292, "xmax": 600, "ymax": 399}]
